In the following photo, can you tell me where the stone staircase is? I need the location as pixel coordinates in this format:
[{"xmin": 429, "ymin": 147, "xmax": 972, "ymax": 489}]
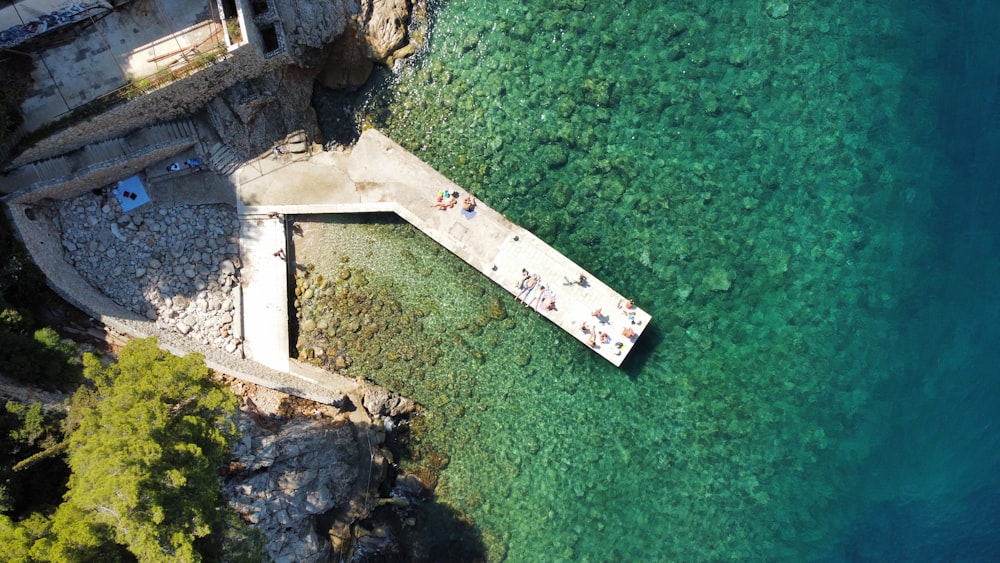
[
  {"xmin": 207, "ymin": 142, "xmax": 242, "ymax": 176},
  {"xmin": 2, "ymin": 119, "xmax": 200, "ymax": 198}
]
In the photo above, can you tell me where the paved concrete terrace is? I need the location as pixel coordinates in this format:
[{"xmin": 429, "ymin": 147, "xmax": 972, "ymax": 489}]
[
  {"xmin": 18, "ymin": 0, "xmax": 220, "ymax": 131},
  {"xmin": 236, "ymin": 129, "xmax": 651, "ymax": 367}
]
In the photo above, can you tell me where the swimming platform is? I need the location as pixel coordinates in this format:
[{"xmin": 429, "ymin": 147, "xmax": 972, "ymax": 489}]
[{"xmin": 236, "ymin": 129, "xmax": 651, "ymax": 368}]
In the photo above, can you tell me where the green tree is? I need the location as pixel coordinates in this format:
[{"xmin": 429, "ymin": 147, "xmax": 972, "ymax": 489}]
[
  {"xmin": 0, "ymin": 400, "xmax": 68, "ymax": 519},
  {"xmin": 1, "ymin": 209, "xmax": 82, "ymax": 389},
  {"xmin": 0, "ymin": 327, "xmax": 82, "ymax": 389},
  {"xmin": 47, "ymin": 338, "xmax": 239, "ymax": 561}
]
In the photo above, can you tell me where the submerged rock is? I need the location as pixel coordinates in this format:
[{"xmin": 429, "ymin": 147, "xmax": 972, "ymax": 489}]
[{"xmin": 703, "ymin": 267, "xmax": 734, "ymax": 292}]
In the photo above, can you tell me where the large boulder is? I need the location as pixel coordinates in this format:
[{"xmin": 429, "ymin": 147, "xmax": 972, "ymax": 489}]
[
  {"xmin": 276, "ymin": 0, "xmax": 353, "ymax": 66},
  {"xmin": 361, "ymin": 0, "xmax": 411, "ymax": 64},
  {"xmin": 362, "ymin": 385, "xmax": 417, "ymax": 418}
]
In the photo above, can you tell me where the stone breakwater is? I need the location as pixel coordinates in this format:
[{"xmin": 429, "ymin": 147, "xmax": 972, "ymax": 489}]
[{"xmin": 56, "ymin": 194, "xmax": 243, "ymax": 355}]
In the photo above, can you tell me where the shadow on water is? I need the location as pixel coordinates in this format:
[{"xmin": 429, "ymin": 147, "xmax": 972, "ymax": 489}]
[
  {"xmin": 369, "ymin": 416, "xmax": 487, "ymax": 563},
  {"xmin": 618, "ymin": 321, "xmax": 664, "ymax": 379},
  {"xmin": 400, "ymin": 501, "xmax": 487, "ymax": 563}
]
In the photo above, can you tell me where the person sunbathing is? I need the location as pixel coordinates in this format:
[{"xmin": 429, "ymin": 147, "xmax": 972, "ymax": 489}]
[
  {"xmin": 515, "ymin": 274, "xmax": 539, "ymax": 303},
  {"xmin": 431, "ymin": 196, "xmax": 457, "ymax": 210},
  {"xmin": 463, "ymin": 196, "xmax": 477, "ymax": 211}
]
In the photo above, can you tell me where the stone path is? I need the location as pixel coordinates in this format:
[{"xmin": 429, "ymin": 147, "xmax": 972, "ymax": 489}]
[{"xmin": 236, "ymin": 129, "xmax": 651, "ymax": 366}]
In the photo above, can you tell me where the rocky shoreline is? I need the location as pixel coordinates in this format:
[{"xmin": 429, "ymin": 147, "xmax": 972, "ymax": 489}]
[
  {"xmin": 222, "ymin": 377, "xmax": 394, "ymax": 562},
  {"xmin": 51, "ymin": 189, "xmax": 448, "ymax": 561}
]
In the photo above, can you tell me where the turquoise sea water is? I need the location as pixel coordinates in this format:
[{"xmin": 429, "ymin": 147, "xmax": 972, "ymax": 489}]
[{"xmin": 310, "ymin": 0, "xmax": 1000, "ymax": 560}]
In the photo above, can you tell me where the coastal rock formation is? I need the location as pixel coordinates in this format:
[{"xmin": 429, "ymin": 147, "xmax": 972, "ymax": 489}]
[
  {"xmin": 274, "ymin": 0, "xmax": 353, "ymax": 66},
  {"xmin": 362, "ymin": 385, "xmax": 417, "ymax": 418},
  {"xmin": 226, "ymin": 411, "xmax": 389, "ymax": 562},
  {"xmin": 274, "ymin": 0, "xmax": 415, "ymax": 74},
  {"xmin": 318, "ymin": 26, "xmax": 374, "ymax": 89},
  {"xmin": 207, "ymin": 66, "xmax": 322, "ymax": 159},
  {"xmin": 203, "ymin": 0, "xmax": 421, "ymax": 155},
  {"xmin": 57, "ymin": 195, "xmax": 243, "ymax": 356},
  {"xmin": 361, "ymin": 0, "xmax": 412, "ymax": 64}
]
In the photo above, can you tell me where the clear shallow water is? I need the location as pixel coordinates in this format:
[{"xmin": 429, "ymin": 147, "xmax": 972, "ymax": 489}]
[{"xmin": 313, "ymin": 0, "xmax": 999, "ymax": 560}]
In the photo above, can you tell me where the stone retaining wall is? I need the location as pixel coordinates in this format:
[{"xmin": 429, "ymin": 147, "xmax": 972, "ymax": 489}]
[
  {"xmin": 8, "ymin": 139, "xmax": 196, "ymax": 205},
  {"xmin": 12, "ymin": 47, "xmax": 285, "ymax": 167}
]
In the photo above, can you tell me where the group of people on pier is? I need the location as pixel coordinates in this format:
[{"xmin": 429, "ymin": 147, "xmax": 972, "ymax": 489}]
[
  {"xmin": 431, "ymin": 190, "xmax": 477, "ymax": 212},
  {"xmin": 580, "ymin": 299, "xmax": 639, "ymax": 352},
  {"xmin": 515, "ymin": 269, "xmax": 557, "ymax": 311}
]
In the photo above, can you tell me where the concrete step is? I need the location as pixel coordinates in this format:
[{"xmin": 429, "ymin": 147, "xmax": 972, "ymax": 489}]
[
  {"xmin": 83, "ymin": 139, "xmax": 125, "ymax": 164},
  {"xmin": 211, "ymin": 146, "xmax": 242, "ymax": 176},
  {"xmin": 178, "ymin": 119, "xmax": 196, "ymax": 140},
  {"xmin": 35, "ymin": 157, "xmax": 71, "ymax": 180},
  {"xmin": 1, "ymin": 164, "xmax": 43, "ymax": 193}
]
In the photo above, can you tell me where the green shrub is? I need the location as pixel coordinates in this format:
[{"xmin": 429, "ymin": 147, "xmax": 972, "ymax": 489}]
[{"xmin": 0, "ymin": 328, "xmax": 81, "ymax": 389}]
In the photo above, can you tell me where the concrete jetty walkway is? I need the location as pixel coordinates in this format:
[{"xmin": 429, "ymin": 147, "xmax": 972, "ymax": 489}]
[{"xmin": 236, "ymin": 129, "xmax": 650, "ymax": 367}]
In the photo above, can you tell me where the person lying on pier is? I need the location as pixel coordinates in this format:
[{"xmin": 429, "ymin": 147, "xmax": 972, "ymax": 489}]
[
  {"xmin": 527, "ymin": 285, "xmax": 546, "ymax": 309},
  {"xmin": 515, "ymin": 274, "xmax": 539, "ymax": 303},
  {"xmin": 431, "ymin": 191, "xmax": 459, "ymax": 209},
  {"xmin": 536, "ymin": 288, "xmax": 556, "ymax": 312},
  {"xmin": 516, "ymin": 268, "xmax": 530, "ymax": 289}
]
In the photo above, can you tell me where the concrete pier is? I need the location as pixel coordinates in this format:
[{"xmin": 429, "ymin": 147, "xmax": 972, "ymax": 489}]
[{"xmin": 237, "ymin": 129, "xmax": 650, "ymax": 367}]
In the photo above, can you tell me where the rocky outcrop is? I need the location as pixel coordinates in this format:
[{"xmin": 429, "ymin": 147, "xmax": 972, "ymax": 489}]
[
  {"xmin": 206, "ymin": 0, "xmax": 422, "ymax": 154},
  {"xmin": 206, "ymin": 65, "xmax": 322, "ymax": 159},
  {"xmin": 362, "ymin": 385, "xmax": 417, "ymax": 418},
  {"xmin": 274, "ymin": 0, "xmax": 415, "ymax": 71},
  {"xmin": 360, "ymin": 0, "xmax": 411, "ymax": 65},
  {"xmin": 316, "ymin": 0, "xmax": 420, "ymax": 89},
  {"xmin": 226, "ymin": 412, "xmax": 390, "ymax": 562},
  {"xmin": 274, "ymin": 0, "xmax": 353, "ymax": 67},
  {"xmin": 318, "ymin": 26, "xmax": 374, "ymax": 89}
]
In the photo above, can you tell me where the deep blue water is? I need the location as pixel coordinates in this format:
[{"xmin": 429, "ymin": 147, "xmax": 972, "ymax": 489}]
[{"xmin": 829, "ymin": 2, "xmax": 1000, "ymax": 560}]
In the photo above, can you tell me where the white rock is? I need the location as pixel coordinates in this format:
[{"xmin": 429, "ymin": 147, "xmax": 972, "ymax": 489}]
[{"xmin": 110, "ymin": 223, "xmax": 127, "ymax": 242}]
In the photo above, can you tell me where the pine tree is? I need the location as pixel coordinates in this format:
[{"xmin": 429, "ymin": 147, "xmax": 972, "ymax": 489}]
[{"xmin": 49, "ymin": 338, "xmax": 238, "ymax": 561}]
